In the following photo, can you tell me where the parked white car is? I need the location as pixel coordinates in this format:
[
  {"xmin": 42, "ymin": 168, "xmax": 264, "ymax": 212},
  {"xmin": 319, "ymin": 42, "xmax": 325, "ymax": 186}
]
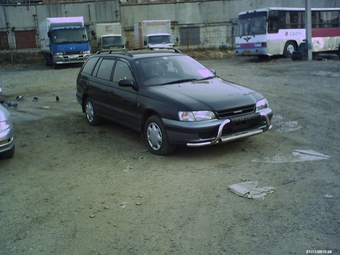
[{"xmin": 0, "ymin": 104, "xmax": 15, "ymax": 159}]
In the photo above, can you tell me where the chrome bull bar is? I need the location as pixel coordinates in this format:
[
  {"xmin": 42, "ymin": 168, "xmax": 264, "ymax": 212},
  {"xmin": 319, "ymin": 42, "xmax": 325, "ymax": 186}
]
[{"xmin": 187, "ymin": 112, "xmax": 272, "ymax": 147}]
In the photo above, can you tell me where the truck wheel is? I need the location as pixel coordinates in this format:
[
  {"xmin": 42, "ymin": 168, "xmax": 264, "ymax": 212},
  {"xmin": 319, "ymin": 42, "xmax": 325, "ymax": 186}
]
[
  {"xmin": 52, "ymin": 57, "xmax": 58, "ymax": 69},
  {"xmin": 284, "ymin": 42, "xmax": 296, "ymax": 58},
  {"xmin": 85, "ymin": 98, "xmax": 101, "ymax": 126},
  {"xmin": 145, "ymin": 115, "xmax": 174, "ymax": 155}
]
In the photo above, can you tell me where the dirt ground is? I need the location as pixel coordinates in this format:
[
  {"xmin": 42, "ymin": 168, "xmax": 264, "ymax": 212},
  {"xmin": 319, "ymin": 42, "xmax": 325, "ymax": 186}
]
[{"xmin": 0, "ymin": 55, "xmax": 339, "ymax": 255}]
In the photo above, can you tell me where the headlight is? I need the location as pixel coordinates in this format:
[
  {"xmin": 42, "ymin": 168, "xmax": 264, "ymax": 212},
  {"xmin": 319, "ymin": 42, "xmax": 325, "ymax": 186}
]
[
  {"xmin": 0, "ymin": 120, "xmax": 10, "ymax": 131},
  {"xmin": 256, "ymin": 98, "xmax": 269, "ymax": 111},
  {"xmin": 55, "ymin": 52, "xmax": 63, "ymax": 56},
  {"xmin": 178, "ymin": 111, "xmax": 216, "ymax": 121},
  {"xmin": 82, "ymin": 50, "xmax": 91, "ymax": 55}
]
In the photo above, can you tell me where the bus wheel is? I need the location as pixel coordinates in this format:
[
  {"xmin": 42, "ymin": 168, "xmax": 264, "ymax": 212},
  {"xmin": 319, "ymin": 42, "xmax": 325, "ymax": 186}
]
[{"xmin": 284, "ymin": 42, "xmax": 296, "ymax": 58}]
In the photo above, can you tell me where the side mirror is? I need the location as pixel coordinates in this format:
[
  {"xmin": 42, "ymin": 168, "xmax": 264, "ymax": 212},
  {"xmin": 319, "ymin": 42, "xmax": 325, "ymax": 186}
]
[{"xmin": 118, "ymin": 79, "xmax": 139, "ymax": 91}]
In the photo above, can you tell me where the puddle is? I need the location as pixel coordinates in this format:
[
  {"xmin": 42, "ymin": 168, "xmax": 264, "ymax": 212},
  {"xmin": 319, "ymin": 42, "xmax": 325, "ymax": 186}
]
[
  {"xmin": 272, "ymin": 114, "xmax": 303, "ymax": 133},
  {"xmin": 252, "ymin": 149, "xmax": 331, "ymax": 163}
]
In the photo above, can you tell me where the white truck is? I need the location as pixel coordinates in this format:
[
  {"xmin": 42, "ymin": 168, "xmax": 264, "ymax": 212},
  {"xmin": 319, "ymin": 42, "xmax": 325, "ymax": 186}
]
[
  {"xmin": 134, "ymin": 20, "xmax": 174, "ymax": 49},
  {"xmin": 89, "ymin": 23, "xmax": 125, "ymax": 53},
  {"xmin": 39, "ymin": 16, "xmax": 91, "ymax": 68}
]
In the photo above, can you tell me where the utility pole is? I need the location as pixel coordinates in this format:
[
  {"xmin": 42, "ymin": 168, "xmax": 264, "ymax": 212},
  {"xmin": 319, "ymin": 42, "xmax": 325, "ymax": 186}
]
[{"xmin": 305, "ymin": 0, "xmax": 312, "ymax": 60}]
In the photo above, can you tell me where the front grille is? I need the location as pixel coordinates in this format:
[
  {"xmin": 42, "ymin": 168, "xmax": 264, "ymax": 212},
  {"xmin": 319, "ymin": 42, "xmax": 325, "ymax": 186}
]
[
  {"xmin": 216, "ymin": 104, "xmax": 255, "ymax": 118},
  {"xmin": 198, "ymin": 112, "xmax": 265, "ymax": 140},
  {"xmin": 65, "ymin": 51, "xmax": 82, "ymax": 55}
]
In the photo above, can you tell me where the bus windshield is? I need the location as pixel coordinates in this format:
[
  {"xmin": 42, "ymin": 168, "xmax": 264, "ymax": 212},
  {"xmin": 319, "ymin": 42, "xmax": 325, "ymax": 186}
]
[{"xmin": 238, "ymin": 12, "xmax": 267, "ymax": 36}]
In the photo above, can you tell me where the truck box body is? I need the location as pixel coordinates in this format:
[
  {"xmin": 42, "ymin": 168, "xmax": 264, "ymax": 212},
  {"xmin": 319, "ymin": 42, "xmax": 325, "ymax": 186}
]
[
  {"xmin": 39, "ymin": 16, "xmax": 91, "ymax": 68},
  {"xmin": 134, "ymin": 20, "xmax": 174, "ymax": 49},
  {"xmin": 89, "ymin": 23, "xmax": 125, "ymax": 52}
]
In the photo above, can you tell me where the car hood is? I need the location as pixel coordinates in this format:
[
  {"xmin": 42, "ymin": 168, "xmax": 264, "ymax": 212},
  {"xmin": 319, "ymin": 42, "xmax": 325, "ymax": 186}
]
[{"xmin": 148, "ymin": 77, "xmax": 262, "ymax": 110}]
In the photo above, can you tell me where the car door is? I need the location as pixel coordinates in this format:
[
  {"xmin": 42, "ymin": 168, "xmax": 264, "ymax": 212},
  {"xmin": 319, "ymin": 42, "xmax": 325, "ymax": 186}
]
[
  {"xmin": 107, "ymin": 59, "xmax": 139, "ymax": 130},
  {"xmin": 88, "ymin": 58, "xmax": 115, "ymax": 117}
]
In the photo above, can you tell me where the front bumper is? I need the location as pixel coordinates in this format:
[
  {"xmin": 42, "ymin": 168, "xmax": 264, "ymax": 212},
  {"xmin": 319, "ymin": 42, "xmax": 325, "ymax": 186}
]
[
  {"xmin": 163, "ymin": 108, "xmax": 272, "ymax": 147},
  {"xmin": 55, "ymin": 53, "xmax": 90, "ymax": 65},
  {"xmin": 234, "ymin": 48, "xmax": 269, "ymax": 56},
  {"xmin": 0, "ymin": 128, "xmax": 15, "ymax": 154}
]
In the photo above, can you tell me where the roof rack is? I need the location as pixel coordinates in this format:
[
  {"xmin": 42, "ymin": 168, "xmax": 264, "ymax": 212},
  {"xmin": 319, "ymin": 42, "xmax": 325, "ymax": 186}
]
[
  {"xmin": 133, "ymin": 47, "xmax": 182, "ymax": 53},
  {"xmin": 95, "ymin": 49, "xmax": 133, "ymax": 57},
  {"xmin": 94, "ymin": 47, "xmax": 182, "ymax": 58}
]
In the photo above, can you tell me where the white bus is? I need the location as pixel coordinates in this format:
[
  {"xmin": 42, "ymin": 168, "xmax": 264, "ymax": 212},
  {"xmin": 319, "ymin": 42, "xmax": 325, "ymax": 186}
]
[{"xmin": 234, "ymin": 7, "xmax": 340, "ymax": 58}]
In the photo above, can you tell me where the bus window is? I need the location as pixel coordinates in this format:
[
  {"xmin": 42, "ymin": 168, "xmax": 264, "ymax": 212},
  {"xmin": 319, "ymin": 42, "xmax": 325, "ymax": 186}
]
[
  {"xmin": 268, "ymin": 11, "xmax": 279, "ymax": 33},
  {"xmin": 312, "ymin": 12, "xmax": 320, "ymax": 28},
  {"xmin": 320, "ymin": 11, "xmax": 339, "ymax": 28},
  {"xmin": 290, "ymin": 12, "xmax": 304, "ymax": 28}
]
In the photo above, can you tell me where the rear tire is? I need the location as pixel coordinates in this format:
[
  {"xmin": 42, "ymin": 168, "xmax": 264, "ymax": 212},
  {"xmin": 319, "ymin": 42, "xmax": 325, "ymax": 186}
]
[
  {"xmin": 145, "ymin": 115, "xmax": 174, "ymax": 155},
  {"xmin": 292, "ymin": 51, "xmax": 304, "ymax": 61},
  {"xmin": 85, "ymin": 98, "xmax": 101, "ymax": 126}
]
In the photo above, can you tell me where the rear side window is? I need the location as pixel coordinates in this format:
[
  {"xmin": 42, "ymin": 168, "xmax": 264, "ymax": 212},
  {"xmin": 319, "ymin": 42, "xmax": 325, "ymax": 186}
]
[
  {"xmin": 82, "ymin": 57, "xmax": 99, "ymax": 75},
  {"xmin": 96, "ymin": 59, "xmax": 115, "ymax": 81}
]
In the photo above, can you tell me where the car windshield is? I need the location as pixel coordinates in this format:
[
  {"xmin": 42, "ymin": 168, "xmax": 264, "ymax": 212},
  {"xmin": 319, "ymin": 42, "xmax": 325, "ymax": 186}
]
[{"xmin": 135, "ymin": 55, "xmax": 215, "ymax": 86}]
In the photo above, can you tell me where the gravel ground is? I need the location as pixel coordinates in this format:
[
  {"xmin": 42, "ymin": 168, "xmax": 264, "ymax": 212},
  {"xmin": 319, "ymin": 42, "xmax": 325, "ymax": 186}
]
[{"xmin": 0, "ymin": 56, "xmax": 339, "ymax": 255}]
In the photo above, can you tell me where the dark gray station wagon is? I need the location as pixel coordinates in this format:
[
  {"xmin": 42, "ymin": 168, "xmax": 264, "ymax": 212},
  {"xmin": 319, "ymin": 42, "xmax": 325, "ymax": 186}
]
[{"xmin": 76, "ymin": 49, "xmax": 273, "ymax": 155}]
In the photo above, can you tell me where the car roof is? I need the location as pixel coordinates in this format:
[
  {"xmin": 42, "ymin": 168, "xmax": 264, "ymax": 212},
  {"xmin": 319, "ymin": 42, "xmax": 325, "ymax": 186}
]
[{"xmin": 92, "ymin": 48, "xmax": 183, "ymax": 60}]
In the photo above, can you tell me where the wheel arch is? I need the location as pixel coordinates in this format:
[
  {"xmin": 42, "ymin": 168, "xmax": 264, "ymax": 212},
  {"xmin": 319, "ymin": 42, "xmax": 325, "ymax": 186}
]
[
  {"xmin": 81, "ymin": 93, "xmax": 89, "ymax": 113},
  {"xmin": 140, "ymin": 109, "xmax": 160, "ymax": 138}
]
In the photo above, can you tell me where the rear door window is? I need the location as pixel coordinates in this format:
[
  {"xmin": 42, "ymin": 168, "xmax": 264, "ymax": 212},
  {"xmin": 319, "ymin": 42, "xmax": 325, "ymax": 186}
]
[{"xmin": 95, "ymin": 58, "xmax": 115, "ymax": 81}]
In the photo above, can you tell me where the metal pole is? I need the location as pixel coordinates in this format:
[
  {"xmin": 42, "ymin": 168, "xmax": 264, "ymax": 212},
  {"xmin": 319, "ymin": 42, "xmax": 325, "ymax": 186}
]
[{"xmin": 305, "ymin": 0, "xmax": 312, "ymax": 60}]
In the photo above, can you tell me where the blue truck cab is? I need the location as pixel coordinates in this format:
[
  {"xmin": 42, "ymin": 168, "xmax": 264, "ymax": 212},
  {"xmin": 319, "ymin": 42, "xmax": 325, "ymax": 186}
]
[{"xmin": 39, "ymin": 17, "xmax": 91, "ymax": 68}]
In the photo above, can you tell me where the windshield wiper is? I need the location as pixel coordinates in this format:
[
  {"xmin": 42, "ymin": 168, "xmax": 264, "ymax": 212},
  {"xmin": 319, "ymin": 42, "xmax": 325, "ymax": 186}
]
[
  {"xmin": 160, "ymin": 78, "xmax": 199, "ymax": 85},
  {"xmin": 197, "ymin": 76, "xmax": 215, "ymax": 81},
  {"xmin": 160, "ymin": 76, "xmax": 216, "ymax": 85}
]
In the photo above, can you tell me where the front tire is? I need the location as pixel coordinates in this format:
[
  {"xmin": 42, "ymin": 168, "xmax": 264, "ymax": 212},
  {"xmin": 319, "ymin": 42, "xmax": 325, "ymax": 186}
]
[
  {"xmin": 145, "ymin": 115, "xmax": 174, "ymax": 155},
  {"xmin": 284, "ymin": 41, "xmax": 297, "ymax": 58},
  {"xmin": 85, "ymin": 98, "xmax": 101, "ymax": 126}
]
